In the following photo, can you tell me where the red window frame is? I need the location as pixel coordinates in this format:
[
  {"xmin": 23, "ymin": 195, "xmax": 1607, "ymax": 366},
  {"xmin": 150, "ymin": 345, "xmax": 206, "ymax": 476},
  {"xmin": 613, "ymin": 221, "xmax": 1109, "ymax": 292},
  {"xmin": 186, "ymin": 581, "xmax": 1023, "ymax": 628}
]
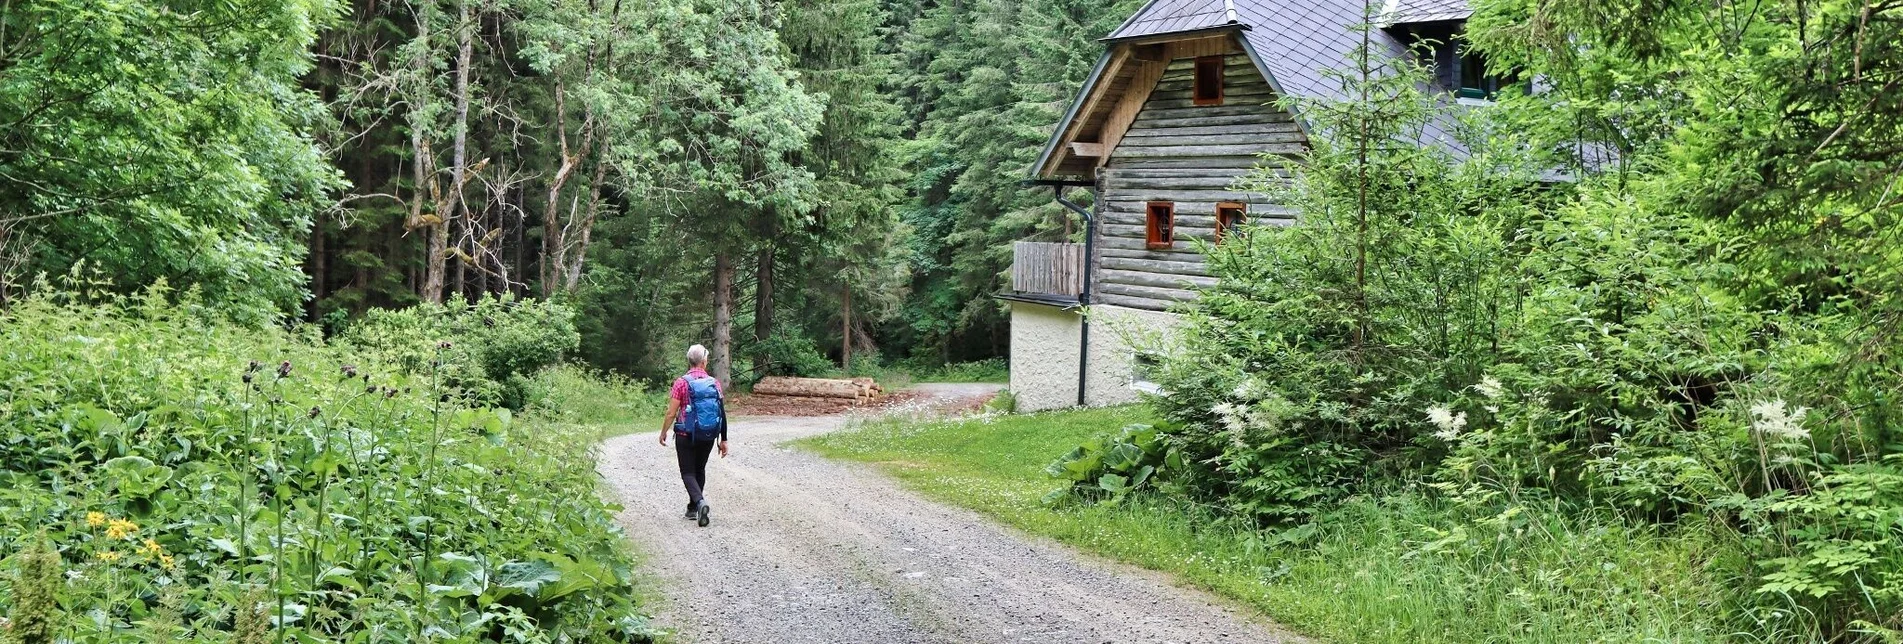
[
  {"xmin": 1145, "ymin": 202, "xmax": 1176, "ymax": 250},
  {"xmin": 1193, "ymin": 56, "xmax": 1225, "ymax": 106},
  {"xmin": 1215, "ymin": 202, "xmax": 1247, "ymax": 243}
]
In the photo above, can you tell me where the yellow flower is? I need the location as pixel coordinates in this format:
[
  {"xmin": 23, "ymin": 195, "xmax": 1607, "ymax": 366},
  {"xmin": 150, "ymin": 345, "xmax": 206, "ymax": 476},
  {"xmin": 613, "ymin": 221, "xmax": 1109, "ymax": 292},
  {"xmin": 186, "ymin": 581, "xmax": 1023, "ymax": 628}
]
[
  {"xmin": 97, "ymin": 550, "xmax": 122, "ymax": 563},
  {"xmin": 105, "ymin": 518, "xmax": 138, "ymax": 540},
  {"xmin": 158, "ymin": 554, "xmax": 177, "ymax": 570},
  {"xmin": 86, "ymin": 511, "xmax": 107, "ymax": 528},
  {"xmin": 139, "ymin": 538, "xmax": 163, "ymax": 556}
]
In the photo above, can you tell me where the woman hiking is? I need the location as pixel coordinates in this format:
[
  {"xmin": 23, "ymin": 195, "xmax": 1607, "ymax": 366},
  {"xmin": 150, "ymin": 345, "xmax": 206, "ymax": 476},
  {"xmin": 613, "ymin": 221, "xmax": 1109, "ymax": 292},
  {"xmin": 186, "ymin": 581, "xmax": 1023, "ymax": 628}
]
[{"xmin": 658, "ymin": 344, "xmax": 729, "ymax": 527}]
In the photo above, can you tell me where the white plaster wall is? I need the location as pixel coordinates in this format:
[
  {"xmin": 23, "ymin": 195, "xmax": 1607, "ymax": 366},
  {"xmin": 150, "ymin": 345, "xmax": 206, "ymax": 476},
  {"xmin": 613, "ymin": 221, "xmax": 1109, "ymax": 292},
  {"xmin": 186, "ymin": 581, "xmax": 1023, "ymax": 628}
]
[
  {"xmin": 1008, "ymin": 302, "xmax": 1082, "ymax": 412},
  {"xmin": 1083, "ymin": 305, "xmax": 1186, "ymax": 407}
]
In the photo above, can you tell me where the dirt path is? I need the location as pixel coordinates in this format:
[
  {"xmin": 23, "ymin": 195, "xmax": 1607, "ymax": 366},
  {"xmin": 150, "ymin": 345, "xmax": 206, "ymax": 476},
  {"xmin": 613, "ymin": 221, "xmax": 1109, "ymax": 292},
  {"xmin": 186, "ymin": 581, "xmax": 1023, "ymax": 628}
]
[{"xmin": 596, "ymin": 383, "xmax": 1299, "ymax": 644}]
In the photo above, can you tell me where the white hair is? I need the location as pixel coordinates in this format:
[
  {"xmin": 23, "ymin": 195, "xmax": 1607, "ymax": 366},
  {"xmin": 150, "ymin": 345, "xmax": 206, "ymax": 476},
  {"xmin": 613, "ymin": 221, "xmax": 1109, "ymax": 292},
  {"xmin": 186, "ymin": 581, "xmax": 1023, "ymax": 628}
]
[{"xmin": 686, "ymin": 344, "xmax": 709, "ymax": 367}]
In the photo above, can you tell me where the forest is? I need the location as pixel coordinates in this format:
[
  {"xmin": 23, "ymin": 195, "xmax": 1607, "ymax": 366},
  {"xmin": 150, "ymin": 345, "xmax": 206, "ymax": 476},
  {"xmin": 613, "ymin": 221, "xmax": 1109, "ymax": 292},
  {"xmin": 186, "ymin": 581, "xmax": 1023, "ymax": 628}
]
[
  {"xmin": 6, "ymin": 0, "xmax": 1903, "ymax": 640},
  {"xmin": 0, "ymin": 0, "xmax": 1143, "ymax": 384}
]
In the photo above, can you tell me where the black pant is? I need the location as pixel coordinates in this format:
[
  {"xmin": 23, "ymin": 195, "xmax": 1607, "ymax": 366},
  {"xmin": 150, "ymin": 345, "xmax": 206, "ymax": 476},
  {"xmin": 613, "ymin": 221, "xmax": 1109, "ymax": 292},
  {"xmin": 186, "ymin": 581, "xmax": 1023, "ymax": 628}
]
[{"xmin": 676, "ymin": 436, "xmax": 716, "ymax": 506}]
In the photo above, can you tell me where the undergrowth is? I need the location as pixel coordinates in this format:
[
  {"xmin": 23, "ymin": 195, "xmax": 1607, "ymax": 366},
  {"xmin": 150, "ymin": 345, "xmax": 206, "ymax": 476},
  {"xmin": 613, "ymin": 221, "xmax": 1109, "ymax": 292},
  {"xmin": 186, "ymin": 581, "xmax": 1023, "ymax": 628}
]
[{"xmin": 0, "ymin": 286, "xmax": 659, "ymax": 641}]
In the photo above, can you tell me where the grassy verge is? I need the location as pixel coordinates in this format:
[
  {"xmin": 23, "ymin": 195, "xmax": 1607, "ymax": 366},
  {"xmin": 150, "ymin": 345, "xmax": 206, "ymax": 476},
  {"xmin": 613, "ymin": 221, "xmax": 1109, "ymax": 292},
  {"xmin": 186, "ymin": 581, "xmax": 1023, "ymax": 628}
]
[{"xmin": 799, "ymin": 406, "xmax": 1744, "ymax": 643}]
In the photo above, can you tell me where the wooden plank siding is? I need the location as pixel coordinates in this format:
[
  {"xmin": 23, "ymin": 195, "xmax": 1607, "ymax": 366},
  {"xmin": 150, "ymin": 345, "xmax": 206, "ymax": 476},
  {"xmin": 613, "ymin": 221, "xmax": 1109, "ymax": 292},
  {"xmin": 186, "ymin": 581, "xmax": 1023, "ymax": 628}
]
[
  {"xmin": 1011, "ymin": 241, "xmax": 1085, "ymax": 297},
  {"xmin": 1092, "ymin": 53, "xmax": 1306, "ymax": 311}
]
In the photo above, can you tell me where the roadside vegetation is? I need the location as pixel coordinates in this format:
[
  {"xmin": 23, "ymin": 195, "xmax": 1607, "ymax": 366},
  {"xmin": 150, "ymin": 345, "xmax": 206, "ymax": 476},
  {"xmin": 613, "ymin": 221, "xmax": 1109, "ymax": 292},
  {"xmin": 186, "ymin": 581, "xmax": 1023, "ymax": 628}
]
[
  {"xmin": 0, "ymin": 283, "xmax": 662, "ymax": 641},
  {"xmin": 805, "ymin": 408, "xmax": 1741, "ymax": 643}
]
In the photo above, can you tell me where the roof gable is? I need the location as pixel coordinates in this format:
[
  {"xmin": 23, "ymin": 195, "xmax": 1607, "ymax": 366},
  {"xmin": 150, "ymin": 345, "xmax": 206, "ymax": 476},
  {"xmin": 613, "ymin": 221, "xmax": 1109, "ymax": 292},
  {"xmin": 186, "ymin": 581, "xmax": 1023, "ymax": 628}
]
[{"xmin": 1034, "ymin": 0, "xmax": 1470, "ymax": 179}]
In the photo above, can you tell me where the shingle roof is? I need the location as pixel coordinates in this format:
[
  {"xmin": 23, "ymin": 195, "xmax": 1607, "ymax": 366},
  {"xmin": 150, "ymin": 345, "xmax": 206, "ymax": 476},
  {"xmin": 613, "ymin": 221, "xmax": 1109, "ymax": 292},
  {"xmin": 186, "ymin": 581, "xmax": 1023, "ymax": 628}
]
[
  {"xmin": 1232, "ymin": 0, "xmax": 1467, "ymax": 153},
  {"xmin": 1105, "ymin": 0, "xmax": 1240, "ymax": 41},
  {"xmin": 1376, "ymin": 0, "xmax": 1472, "ymax": 26}
]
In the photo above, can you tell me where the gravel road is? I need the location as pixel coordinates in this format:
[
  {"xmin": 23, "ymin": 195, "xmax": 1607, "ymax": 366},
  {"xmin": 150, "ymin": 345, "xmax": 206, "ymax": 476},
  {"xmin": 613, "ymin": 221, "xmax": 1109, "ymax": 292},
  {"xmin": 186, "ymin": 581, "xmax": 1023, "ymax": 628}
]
[{"xmin": 596, "ymin": 383, "xmax": 1299, "ymax": 644}]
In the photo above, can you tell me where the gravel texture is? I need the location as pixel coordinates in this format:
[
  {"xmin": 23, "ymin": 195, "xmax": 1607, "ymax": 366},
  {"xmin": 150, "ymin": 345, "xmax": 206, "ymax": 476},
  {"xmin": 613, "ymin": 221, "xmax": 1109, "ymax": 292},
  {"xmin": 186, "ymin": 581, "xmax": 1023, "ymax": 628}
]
[{"xmin": 596, "ymin": 383, "xmax": 1300, "ymax": 644}]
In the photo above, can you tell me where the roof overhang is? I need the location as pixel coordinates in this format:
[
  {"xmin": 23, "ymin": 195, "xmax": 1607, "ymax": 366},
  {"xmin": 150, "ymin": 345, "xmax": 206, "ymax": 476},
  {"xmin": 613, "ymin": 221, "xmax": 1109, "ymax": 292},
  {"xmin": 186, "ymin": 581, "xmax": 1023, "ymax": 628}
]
[
  {"xmin": 995, "ymin": 292, "xmax": 1084, "ymax": 309},
  {"xmin": 1029, "ymin": 50, "xmax": 1115, "ymax": 181},
  {"xmin": 1030, "ymin": 26, "xmax": 1258, "ymax": 181},
  {"xmin": 1101, "ymin": 23, "xmax": 1249, "ymax": 44}
]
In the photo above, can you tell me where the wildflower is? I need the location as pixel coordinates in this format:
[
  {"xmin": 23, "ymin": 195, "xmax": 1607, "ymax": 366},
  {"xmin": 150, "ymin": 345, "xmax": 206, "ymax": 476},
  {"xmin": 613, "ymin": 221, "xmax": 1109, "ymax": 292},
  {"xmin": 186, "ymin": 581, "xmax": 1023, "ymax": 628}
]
[
  {"xmin": 366, "ymin": 384, "xmax": 378, "ymax": 394},
  {"xmin": 341, "ymin": 364, "xmax": 358, "ymax": 379},
  {"xmin": 1474, "ymin": 376, "xmax": 1504, "ymax": 400},
  {"xmin": 85, "ymin": 511, "xmax": 106, "ymax": 528},
  {"xmin": 247, "ymin": 360, "xmax": 262, "ymax": 373},
  {"xmin": 97, "ymin": 550, "xmax": 122, "ymax": 563},
  {"xmin": 308, "ymin": 406, "xmax": 322, "ymax": 419},
  {"xmin": 138, "ymin": 538, "xmax": 163, "ymax": 556},
  {"xmin": 437, "ymin": 341, "xmax": 453, "ymax": 350},
  {"xmin": 1231, "ymin": 379, "xmax": 1259, "ymax": 400},
  {"xmin": 105, "ymin": 518, "xmax": 138, "ymax": 540},
  {"xmin": 276, "ymin": 361, "xmax": 293, "ymax": 379},
  {"xmin": 1426, "ymin": 405, "xmax": 1467, "ymax": 441},
  {"xmin": 1218, "ymin": 407, "xmax": 1249, "ymax": 433},
  {"xmin": 242, "ymin": 372, "xmax": 254, "ymax": 384},
  {"xmin": 384, "ymin": 387, "xmax": 398, "ymax": 399},
  {"xmin": 158, "ymin": 553, "xmax": 177, "ymax": 570},
  {"xmin": 1750, "ymin": 400, "xmax": 1809, "ymax": 440}
]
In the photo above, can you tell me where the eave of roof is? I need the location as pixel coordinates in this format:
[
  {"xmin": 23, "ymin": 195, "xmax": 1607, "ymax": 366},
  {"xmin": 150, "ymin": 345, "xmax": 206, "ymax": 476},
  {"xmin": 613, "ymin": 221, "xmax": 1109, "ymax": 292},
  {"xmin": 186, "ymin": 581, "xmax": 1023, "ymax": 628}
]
[{"xmin": 1030, "ymin": 50, "xmax": 1114, "ymax": 180}]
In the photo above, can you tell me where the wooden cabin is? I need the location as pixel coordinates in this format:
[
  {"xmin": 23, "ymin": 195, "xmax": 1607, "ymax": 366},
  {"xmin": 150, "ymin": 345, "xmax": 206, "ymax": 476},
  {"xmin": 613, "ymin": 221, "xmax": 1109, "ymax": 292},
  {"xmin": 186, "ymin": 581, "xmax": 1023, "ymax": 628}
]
[{"xmin": 1003, "ymin": 0, "xmax": 1484, "ymax": 412}]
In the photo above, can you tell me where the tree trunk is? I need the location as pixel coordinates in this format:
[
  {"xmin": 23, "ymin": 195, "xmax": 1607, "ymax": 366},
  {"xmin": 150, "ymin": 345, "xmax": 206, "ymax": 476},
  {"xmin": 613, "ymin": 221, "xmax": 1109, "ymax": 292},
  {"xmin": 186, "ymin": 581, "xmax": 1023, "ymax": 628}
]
[
  {"xmin": 754, "ymin": 242, "xmax": 774, "ymax": 365},
  {"xmin": 561, "ymin": 158, "xmax": 608, "ymax": 290},
  {"xmin": 841, "ymin": 283, "xmax": 851, "ymax": 371},
  {"xmin": 712, "ymin": 252, "xmax": 734, "ymax": 384},
  {"xmin": 452, "ymin": 217, "xmax": 466, "ymax": 299},
  {"xmin": 309, "ymin": 217, "xmax": 325, "ymax": 322},
  {"xmin": 424, "ymin": 0, "xmax": 474, "ymax": 304},
  {"xmin": 408, "ymin": 0, "xmax": 432, "ymax": 303}
]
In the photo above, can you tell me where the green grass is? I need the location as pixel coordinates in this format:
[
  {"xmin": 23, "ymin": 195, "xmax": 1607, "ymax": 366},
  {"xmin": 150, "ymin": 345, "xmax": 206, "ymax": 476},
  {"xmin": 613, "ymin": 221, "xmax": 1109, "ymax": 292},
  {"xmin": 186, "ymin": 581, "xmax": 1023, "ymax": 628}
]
[
  {"xmin": 834, "ymin": 358, "xmax": 1009, "ymax": 388},
  {"xmin": 799, "ymin": 406, "xmax": 1747, "ymax": 643}
]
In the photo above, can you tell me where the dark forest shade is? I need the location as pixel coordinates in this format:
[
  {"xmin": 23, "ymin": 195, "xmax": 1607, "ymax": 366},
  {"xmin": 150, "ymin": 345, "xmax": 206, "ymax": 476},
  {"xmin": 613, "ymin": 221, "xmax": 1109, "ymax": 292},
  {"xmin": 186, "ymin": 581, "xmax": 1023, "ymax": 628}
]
[
  {"xmin": 1193, "ymin": 56, "xmax": 1224, "ymax": 105},
  {"xmin": 1146, "ymin": 202, "xmax": 1177, "ymax": 249}
]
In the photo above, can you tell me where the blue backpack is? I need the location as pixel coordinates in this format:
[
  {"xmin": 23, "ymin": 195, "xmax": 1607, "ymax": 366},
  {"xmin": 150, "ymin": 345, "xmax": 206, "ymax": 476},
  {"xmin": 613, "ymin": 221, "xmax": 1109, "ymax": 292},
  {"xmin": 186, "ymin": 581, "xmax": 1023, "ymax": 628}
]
[{"xmin": 675, "ymin": 375, "xmax": 726, "ymax": 442}]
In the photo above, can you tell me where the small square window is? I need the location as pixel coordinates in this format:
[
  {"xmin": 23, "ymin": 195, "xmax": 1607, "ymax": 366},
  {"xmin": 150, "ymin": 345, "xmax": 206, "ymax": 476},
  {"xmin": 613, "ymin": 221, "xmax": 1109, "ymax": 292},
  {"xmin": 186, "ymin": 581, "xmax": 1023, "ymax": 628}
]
[
  {"xmin": 1132, "ymin": 352, "xmax": 1163, "ymax": 394},
  {"xmin": 1456, "ymin": 47, "xmax": 1508, "ymax": 100},
  {"xmin": 1193, "ymin": 56, "xmax": 1224, "ymax": 106},
  {"xmin": 1215, "ymin": 202, "xmax": 1247, "ymax": 243},
  {"xmin": 1145, "ymin": 202, "xmax": 1175, "ymax": 249}
]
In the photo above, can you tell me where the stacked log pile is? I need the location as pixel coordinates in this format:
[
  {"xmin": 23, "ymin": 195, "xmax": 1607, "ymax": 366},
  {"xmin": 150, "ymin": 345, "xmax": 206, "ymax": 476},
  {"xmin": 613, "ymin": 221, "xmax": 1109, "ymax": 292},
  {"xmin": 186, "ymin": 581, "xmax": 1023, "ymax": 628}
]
[{"xmin": 752, "ymin": 376, "xmax": 885, "ymax": 405}]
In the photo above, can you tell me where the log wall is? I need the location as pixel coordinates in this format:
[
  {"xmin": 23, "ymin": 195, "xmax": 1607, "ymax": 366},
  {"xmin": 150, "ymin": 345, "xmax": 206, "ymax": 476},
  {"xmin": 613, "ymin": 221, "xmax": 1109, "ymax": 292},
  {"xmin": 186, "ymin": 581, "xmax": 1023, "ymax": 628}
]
[{"xmin": 1094, "ymin": 54, "xmax": 1306, "ymax": 312}]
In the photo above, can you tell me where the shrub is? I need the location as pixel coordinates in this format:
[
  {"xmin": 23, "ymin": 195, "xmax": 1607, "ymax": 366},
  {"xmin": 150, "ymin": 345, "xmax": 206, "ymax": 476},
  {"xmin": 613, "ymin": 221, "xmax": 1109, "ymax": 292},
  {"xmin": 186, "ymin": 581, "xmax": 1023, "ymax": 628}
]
[
  {"xmin": 1144, "ymin": 45, "xmax": 1540, "ymax": 523},
  {"xmin": 755, "ymin": 332, "xmax": 838, "ymax": 378},
  {"xmin": 0, "ymin": 288, "xmax": 655, "ymax": 641},
  {"xmin": 341, "ymin": 294, "xmax": 580, "ymax": 408}
]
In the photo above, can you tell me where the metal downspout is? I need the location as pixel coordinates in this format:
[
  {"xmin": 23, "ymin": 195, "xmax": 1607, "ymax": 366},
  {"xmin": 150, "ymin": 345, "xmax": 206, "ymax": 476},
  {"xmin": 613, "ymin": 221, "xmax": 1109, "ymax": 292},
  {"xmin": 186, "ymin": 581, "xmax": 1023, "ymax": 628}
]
[{"xmin": 1054, "ymin": 185, "xmax": 1096, "ymax": 407}]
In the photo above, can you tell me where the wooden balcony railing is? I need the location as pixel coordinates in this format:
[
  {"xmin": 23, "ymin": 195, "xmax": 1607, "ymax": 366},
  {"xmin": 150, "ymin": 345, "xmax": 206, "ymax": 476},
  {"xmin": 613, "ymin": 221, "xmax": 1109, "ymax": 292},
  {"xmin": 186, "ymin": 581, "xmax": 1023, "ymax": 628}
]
[{"xmin": 1011, "ymin": 241, "xmax": 1084, "ymax": 298}]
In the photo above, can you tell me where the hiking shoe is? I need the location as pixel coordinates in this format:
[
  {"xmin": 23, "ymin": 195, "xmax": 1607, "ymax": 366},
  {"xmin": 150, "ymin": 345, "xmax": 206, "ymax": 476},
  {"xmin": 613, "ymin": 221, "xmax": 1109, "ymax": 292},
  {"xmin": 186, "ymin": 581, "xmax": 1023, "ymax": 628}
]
[
  {"xmin": 697, "ymin": 503, "xmax": 711, "ymax": 527},
  {"xmin": 683, "ymin": 502, "xmax": 699, "ymax": 520}
]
